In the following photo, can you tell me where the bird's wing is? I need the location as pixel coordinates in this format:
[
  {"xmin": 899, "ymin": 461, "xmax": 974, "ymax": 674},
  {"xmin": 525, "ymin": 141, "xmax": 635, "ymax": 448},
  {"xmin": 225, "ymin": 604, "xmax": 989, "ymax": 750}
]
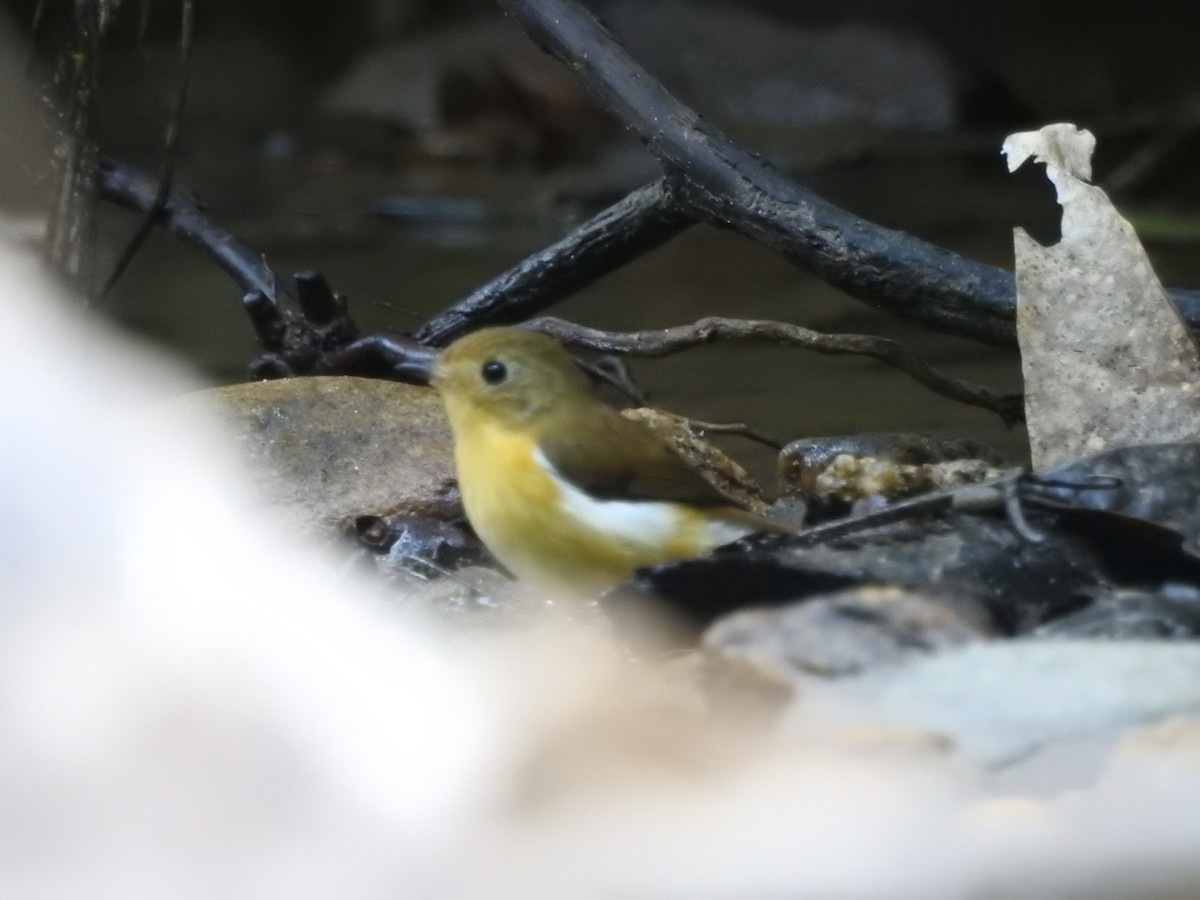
[{"xmin": 537, "ymin": 407, "xmax": 749, "ymax": 508}]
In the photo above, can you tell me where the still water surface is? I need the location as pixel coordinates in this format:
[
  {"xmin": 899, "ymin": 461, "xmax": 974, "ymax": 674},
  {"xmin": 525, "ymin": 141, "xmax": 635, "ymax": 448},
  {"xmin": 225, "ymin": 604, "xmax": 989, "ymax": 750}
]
[{"xmin": 104, "ymin": 157, "xmax": 1058, "ymax": 481}]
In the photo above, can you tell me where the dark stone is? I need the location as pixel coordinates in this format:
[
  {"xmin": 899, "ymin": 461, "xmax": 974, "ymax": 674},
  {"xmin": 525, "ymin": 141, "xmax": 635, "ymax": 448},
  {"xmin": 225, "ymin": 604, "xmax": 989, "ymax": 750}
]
[
  {"xmin": 1024, "ymin": 442, "xmax": 1200, "ymax": 564},
  {"xmin": 624, "ymin": 509, "xmax": 1104, "ymax": 634}
]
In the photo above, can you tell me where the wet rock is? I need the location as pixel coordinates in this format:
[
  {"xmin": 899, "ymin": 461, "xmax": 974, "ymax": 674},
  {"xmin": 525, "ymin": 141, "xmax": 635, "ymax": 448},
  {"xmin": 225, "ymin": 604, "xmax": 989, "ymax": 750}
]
[
  {"xmin": 629, "ymin": 510, "xmax": 1102, "ymax": 633},
  {"xmin": 801, "ymin": 640, "xmax": 1200, "ymax": 770},
  {"xmin": 703, "ymin": 585, "xmax": 991, "ymax": 688},
  {"xmin": 779, "ymin": 432, "xmax": 1004, "ymax": 511},
  {"xmin": 781, "ymin": 433, "xmax": 1004, "ymax": 478},
  {"xmin": 350, "ymin": 513, "xmax": 488, "ymax": 578},
  {"xmin": 339, "ymin": 522, "xmax": 557, "ymax": 627},
  {"xmin": 179, "ymin": 376, "xmax": 459, "ymax": 536},
  {"xmin": 807, "ymin": 454, "xmax": 999, "ymax": 512},
  {"xmin": 342, "ymin": 515, "xmax": 599, "ymax": 629}
]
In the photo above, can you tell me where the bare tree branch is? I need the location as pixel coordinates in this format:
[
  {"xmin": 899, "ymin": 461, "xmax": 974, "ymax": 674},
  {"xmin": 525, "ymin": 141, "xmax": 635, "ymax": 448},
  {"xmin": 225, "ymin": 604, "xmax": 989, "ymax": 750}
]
[
  {"xmin": 96, "ymin": 159, "xmax": 433, "ymax": 382},
  {"xmin": 414, "ymin": 178, "xmax": 690, "ymax": 345},
  {"xmin": 527, "ymin": 316, "xmax": 1025, "ymax": 425},
  {"xmin": 678, "ymin": 419, "xmax": 784, "ymax": 451},
  {"xmin": 486, "ymin": 0, "xmax": 1200, "ymax": 348},
  {"xmin": 98, "ymin": 158, "xmax": 279, "ymax": 300}
]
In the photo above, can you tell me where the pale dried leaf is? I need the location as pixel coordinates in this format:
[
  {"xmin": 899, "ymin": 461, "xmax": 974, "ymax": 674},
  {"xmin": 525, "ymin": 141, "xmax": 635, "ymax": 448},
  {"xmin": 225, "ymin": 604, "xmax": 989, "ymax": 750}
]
[{"xmin": 1003, "ymin": 123, "xmax": 1200, "ymax": 471}]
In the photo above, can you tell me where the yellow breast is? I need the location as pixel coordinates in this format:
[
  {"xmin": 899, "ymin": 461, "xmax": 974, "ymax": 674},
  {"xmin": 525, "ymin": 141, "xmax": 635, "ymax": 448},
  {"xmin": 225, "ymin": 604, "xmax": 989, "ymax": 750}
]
[{"xmin": 452, "ymin": 419, "xmax": 728, "ymax": 593}]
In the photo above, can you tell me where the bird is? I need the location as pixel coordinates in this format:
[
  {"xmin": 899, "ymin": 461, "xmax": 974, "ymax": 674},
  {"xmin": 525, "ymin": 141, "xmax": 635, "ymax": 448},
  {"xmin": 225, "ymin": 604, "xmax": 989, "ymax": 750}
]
[{"xmin": 430, "ymin": 326, "xmax": 791, "ymax": 594}]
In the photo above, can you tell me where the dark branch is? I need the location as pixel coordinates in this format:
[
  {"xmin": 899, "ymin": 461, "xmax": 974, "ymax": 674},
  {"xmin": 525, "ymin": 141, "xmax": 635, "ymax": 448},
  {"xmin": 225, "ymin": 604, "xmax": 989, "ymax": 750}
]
[
  {"xmin": 97, "ymin": 159, "xmax": 433, "ymax": 382},
  {"xmin": 527, "ymin": 316, "xmax": 1025, "ymax": 426},
  {"xmin": 314, "ymin": 332, "xmax": 437, "ymax": 382},
  {"xmin": 495, "ymin": 0, "xmax": 1200, "ymax": 347},
  {"xmin": 414, "ymin": 178, "xmax": 690, "ymax": 346},
  {"xmin": 98, "ymin": 158, "xmax": 281, "ymax": 302}
]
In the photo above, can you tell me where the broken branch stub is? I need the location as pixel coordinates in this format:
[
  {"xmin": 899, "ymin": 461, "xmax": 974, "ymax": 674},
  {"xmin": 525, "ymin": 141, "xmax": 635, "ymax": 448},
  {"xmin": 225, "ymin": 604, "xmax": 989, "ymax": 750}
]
[{"xmin": 1004, "ymin": 123, "xmax": 1200, "ymax": 471}]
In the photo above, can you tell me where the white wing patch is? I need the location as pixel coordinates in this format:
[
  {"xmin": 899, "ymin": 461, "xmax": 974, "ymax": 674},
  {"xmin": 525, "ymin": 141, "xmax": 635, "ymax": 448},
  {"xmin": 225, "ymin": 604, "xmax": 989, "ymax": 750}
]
[
  {"xmin": 533, "ymin": 447, "xmax": 683, "ymax": 546},
  {"xmin": 533, "ymin": 447, "xmax": 756, "ymax": 551}
]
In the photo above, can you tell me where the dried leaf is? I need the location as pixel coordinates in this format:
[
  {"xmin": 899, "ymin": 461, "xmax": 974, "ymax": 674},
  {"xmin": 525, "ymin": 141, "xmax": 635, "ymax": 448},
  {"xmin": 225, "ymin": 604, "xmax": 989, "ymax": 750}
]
[{"xmin": 1003, "ymin": 123, "xmax": 1200, "ymax": 471}]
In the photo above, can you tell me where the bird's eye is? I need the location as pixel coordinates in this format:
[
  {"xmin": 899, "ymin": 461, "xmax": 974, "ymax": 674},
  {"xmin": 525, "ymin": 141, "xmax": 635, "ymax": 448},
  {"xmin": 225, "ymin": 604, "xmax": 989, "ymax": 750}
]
[{"xmin": 481, "ymin": 360, "xmax": 508, "ymax": 385}]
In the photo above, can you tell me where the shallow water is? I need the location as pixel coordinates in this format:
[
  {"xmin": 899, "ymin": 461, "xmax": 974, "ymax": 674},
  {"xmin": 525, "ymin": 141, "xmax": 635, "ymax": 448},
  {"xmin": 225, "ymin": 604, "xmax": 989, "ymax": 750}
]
[{"xmin": 103, "ymin": 150, "xmax": 1049, "ymax": 484}]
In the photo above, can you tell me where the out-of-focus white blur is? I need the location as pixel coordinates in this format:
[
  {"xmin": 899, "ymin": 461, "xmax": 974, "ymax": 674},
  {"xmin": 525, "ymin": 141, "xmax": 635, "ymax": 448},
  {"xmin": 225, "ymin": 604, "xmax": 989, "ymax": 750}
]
[
  {"xmin": 5, "ymin": 203, "xmax": 1200, "ymax": 900},
  {"xmin": 5, "ymin": 13, "xmax": 1200, "ymax": 900},
  {"xmin": 0, "ymin": 238, "xmax": 506, "ymax": 898}
]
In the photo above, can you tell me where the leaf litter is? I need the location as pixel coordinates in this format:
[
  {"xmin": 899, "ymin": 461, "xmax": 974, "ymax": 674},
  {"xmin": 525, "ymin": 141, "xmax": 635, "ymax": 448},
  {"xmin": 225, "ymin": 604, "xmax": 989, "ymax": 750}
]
[{"xmin": 1004, "ymin": 122, "xmax": 1200, "ymax": 472}]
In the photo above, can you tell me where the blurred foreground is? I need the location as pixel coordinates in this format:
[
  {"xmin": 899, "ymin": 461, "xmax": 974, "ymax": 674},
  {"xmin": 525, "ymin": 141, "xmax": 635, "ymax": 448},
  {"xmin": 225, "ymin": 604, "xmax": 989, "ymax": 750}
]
[
  {"xmin": 8, "ymin": 5, "xmax": 1200, "ymax": 897},
  {"xmin": 4, "ymin": 238, "xmax": 1200, "ymax": 898}
]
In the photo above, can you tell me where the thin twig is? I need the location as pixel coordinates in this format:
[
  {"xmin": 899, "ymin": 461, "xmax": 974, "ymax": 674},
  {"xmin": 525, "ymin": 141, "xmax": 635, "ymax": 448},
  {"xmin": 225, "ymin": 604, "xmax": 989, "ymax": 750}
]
[
  {"xmin": 683, "ymin": 420, "xmax": 784, "ymax": 451},
  {"xmin": 100, "ymin": 0, "xmax": 194, "ymax": 298},
  {"xmin": 575, "ymin": 358, "xmax": 647, "ymax": 406},
  {"xmin": 97, "ymin": 158, "xmax": 281, "ymax": 301},
  {"xmin": 527, "ymin": 316, "xmax": 1025, "ymax": 425}
]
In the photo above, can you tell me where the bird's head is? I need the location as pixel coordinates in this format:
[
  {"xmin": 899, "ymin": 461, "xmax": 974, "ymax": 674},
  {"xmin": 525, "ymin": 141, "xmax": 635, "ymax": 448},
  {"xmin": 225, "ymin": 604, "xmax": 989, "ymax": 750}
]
[{"xmin": 431, "ymin": 327, "xmax": 594, "ymax": 432}]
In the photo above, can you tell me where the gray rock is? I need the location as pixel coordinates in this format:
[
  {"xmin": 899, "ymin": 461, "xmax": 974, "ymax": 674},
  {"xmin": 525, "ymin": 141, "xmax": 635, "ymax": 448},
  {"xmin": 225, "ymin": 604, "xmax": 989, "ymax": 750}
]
[
  {"xmin": 703, "ymin": 585, "xmax": 990, "ymax": 684},
  {"xmin": 631, "ymin": 510, "xmax": 1103, "ymax": 633},
  {"xmin": 801, "ymin": 641, "xmax": 1200, "ymax": 770},
  {"xmin": 1033, "ymin": 584, "xmax": 1200, "ymax": 640},
  {"xmin": 178, "ymin": 376, "xmax": 459, "ymax": 536}
]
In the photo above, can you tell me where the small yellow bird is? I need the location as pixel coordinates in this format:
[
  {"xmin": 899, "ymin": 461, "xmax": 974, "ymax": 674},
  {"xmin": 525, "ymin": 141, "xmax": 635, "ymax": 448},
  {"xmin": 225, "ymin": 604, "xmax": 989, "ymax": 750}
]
[{"xmin": 430, "ymin": 326, "xmax": 789, "ymax": 594}]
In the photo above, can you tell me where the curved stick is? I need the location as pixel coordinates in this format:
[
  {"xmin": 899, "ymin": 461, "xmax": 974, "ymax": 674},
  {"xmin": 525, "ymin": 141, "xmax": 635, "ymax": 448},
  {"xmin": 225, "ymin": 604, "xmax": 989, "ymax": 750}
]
[{"xmin": 528, "ymin": 316, "xmax": 1025, "ymax": 425}]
